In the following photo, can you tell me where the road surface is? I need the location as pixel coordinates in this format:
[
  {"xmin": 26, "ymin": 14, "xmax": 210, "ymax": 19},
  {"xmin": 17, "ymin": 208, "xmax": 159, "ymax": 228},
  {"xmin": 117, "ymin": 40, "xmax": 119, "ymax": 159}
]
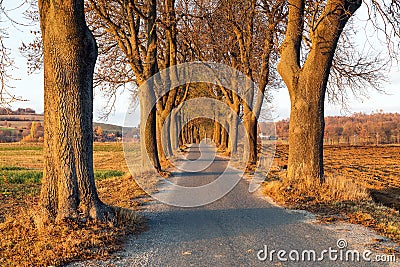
[{"xmin": 70, "ymin": 144, "xmax": 396, "ymax": 266}]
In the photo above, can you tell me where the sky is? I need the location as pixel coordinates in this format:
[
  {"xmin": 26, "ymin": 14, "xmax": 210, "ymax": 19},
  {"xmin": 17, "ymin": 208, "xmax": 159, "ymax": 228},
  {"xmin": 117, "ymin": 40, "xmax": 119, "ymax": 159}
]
[{"xmin": 4, "ymin": 1, "xmax": 400, "ymax": 127}]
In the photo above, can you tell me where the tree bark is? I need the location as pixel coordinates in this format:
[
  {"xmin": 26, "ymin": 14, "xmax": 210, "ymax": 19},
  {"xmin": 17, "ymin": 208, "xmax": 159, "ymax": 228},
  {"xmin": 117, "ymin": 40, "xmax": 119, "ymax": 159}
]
[
  {"xmin": 286, "ymin": 77, "xmax": 325, "ymax": 183},
  {"xmin": 38, "ymin": 0, "xmax": 113, "ymax": 224},
  {"xmin": 153, "ymin": 0, "xmax": 179, "ymax": 162},
  {"xmin": 189, "ymin": 124, "xmax": 194, "ymax": 143},
  {"xmin": 139, "ymin": 85, "xmax": 161, "ymax": 171},
  {"xmin": 243, "ymin": 114, "xmax": 258, "ymax": 168}
]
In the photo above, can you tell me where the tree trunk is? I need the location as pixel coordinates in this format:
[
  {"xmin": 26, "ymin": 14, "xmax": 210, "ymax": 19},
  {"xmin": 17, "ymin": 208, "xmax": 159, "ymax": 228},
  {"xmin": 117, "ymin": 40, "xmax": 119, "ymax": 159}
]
[
  {"xmin": 170, "ymin": 109, "xmax": 179, "ymax": 151},
  {"xmin": 277, "ymin": 0, "xmax": 361, "ymax": 184},
  {"xmin": 178, "ymin": 113, "xmax": 183, "ymax": 147},
  {"xmin": 188, "ymin": 125, "xmax": 191, "ymax": 144},
  {"xmin": 228, "ymin": 113, "xmax": 239, "ymax": 154},
  {"xmin": 139, "ymin": 87, "xmax": 161, "ymax": 171},
  {"xmin": 243, "ymin": 114, "xmax": 258, "ymax": 167},
  {"xmin": 156, "ymin": 112, "xmax": 168, "ymax": 163},
  {"xmin": 186, "ymin": 124, "xmax": 190, "ymax": 144},
  {"xmin": 38, "ymin": 0, "xmax": 113, "ymax": 224},
  {"xmin": 163, "ymin": 115, "xmax": 172, "ymax": 156},
  {"xmin": 213, "ymin": 121, "xmax": 221, "ymax": 146},
  {"xmin": 287, "ymin": 77, "xmax": 325, "ymax": 183},
  {"xmin": 182, "ymin": 124, "xmax": 187, "ymax": 144},
  {"xmin": 182, "ymin": 119, "xmax": 189, "ymax": 145},
  {"xmin": 190, "ymin": 124, "xmax": 194, "ymax": 143},
  {"xmin": 193, "ymin": 126, "xmax": 198, "ymax": 143},
  {"xmin": 179, "ymin": 129, "xmax": 184, "ymax": 146},
  {"xmin": 220, "ymin": 123, "xmax": 228, "ymax": 150}
]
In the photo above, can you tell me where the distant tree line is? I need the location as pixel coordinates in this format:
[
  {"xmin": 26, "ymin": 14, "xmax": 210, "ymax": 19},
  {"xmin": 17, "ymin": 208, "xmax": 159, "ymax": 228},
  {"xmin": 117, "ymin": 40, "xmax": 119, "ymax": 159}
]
[
  {"xmin": 0, "ymin": 123, "xmax": 131, "ymax": 143},
  {"xmin": 0, "ymin": 107, "xmax": 37, "ymax": 115},
  {"xmin": 0, "ymin": 121, "xmax": 43, "ymax": 143},
  {"xmin": 274, "ymin": 112, "xmax": 400, "ymax": 145},
  {"xmin": 93, "ymin": 125, "xmax": 123, "ymax": 142}
]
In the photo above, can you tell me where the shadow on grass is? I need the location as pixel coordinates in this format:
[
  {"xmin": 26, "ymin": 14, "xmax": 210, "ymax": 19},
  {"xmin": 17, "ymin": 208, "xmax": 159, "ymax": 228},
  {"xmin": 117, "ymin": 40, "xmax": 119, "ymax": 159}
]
[{"xmin": 370, "ymin": 187, "xmax": 400, "ymax": 211}]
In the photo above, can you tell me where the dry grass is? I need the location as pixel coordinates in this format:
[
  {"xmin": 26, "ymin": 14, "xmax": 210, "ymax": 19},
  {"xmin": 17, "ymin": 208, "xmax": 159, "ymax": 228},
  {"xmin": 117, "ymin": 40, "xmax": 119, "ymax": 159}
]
[
  {"xmin": 262, "ymin": 144, "xmax": 400, "ymax": 245},
  {"xmin": 0, "ymin": 142, "xmax": 155, "ymax": 266},
  {"xmin": 321, "ymin": 201, "xmax": 400, "ymax": 246},
  {"xmin": 97, "ymin": 172, "xmax": 157, "ymax": 209},
  {"xmin": 0, "ymin": 206, "xmax": 146, "ymax": 267},
  {"xmin": 0, "ymin": 142, "xmax": 129, "ymax": 171},
  {"xmin": 263, "ymin": 174, "xmax": 370, "ymax": 205}
]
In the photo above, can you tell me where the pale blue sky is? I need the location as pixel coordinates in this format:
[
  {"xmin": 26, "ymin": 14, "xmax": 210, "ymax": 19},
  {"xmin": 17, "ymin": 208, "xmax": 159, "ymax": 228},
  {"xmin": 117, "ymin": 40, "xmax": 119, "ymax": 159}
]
[{"xmin": 4, "ymin": 1, "xmax": 400, "ymax": 126}]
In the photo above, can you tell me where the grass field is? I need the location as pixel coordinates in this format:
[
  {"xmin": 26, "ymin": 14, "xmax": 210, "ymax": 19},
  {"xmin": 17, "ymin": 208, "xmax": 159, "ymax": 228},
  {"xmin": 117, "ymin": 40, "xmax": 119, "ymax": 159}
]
[
  {"xmin": 0, "ymin": 142, "xmax": 142, "ymax": 218},
  {"xmin": 0, "ymin": 142, "xmax": 133, "ymax": 171},
  {"xmin": 0, "ymin": 142, "xmax": 149, "ymax": 267}
]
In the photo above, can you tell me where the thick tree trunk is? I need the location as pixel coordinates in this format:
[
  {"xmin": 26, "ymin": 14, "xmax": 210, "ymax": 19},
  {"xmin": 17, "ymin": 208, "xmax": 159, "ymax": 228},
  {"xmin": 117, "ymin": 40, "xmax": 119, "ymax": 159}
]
[
  {"xmin": 182, "ymin": 120, "xmax": 189, "ymax": 145},
  {"xmin": 139, "ymin": 87, "xmax": 161, "ymax": 171},
  {"xmin": 38, "ymin": 0, "xmax": 113, "ymax": 224},
  {"xmin": 186, "ymin": 126, "xmax": 190, "ymax": 144},
  {"xmin": 278, "ymin": 0, "xmax": 361, "ymax": 184},
  {"xmin": 287, "ymin": 77, "xmax": 325, "ymax": 183},
  {"xmin": 179, "ymin": 129, "xmax": 184, "ymax": 146},
  {"xmin": 186, "ymin": 124, "xmax": 190, "ymax": 144}
]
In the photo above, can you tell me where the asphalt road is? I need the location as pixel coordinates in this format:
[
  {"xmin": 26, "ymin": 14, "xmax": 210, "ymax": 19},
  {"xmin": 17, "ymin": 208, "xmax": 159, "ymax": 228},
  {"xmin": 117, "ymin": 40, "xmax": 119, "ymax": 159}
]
[{"xmin": 70, "ymin": 144, "xmax": 395, "ymax": 267}]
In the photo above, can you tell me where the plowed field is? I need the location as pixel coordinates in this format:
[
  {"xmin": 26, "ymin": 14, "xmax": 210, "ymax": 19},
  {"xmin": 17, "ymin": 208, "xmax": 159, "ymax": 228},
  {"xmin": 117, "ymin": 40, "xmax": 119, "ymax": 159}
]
[{"xmin": 272, "ymin": 145, "xmax": 400, "ymax": 209}]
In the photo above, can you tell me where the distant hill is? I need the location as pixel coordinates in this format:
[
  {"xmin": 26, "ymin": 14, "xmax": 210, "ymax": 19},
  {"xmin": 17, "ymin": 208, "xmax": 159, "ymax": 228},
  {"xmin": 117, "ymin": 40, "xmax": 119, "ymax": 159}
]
[
  {"xmin": 0, "ymin": 114, "xmax": 122, "ymax": 131},
  {"xmin": 0, "ymin": 108, "xmax": 132, "ymax": 142},
  {"xmin": 93, "ymin": 122, "xmax": 122, "ymax": 133}
]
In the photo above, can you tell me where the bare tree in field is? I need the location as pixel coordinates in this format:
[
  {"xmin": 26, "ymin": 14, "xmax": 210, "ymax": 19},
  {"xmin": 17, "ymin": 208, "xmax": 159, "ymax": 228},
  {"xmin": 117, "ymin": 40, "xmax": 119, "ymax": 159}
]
[
  {"xmin": 38, "ymin": 0, "xmax": 113, "ymax": 223},
  {"xmin": 278, "ymin": 0, "xmax": 399, "ymax": 184}
]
